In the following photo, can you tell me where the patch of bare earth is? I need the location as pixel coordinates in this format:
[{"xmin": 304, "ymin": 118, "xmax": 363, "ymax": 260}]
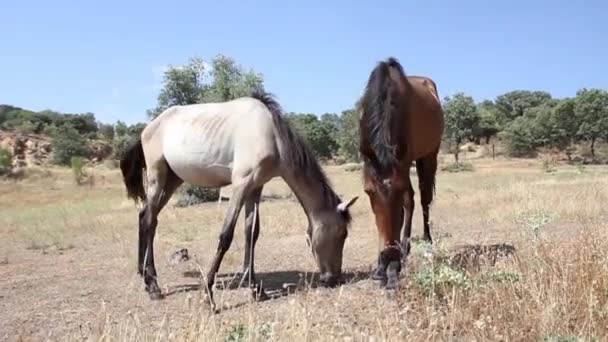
[{"xmin": 1, "ymin": 159, "xmax": 607, "ymax": 341}]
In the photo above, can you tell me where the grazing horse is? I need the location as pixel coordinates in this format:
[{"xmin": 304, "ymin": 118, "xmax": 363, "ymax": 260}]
[
  {"xmin": 357, "ymin": 57, "xmax": 444, "ymax": 289},
  {"xmin": 119, "ymin": 88, "xmax": 358, "ymax": 309}
]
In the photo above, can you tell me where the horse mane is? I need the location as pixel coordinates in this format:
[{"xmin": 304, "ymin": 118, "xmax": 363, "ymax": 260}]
[
  {"xmin": 250, "ymin": 88, "xmax": 351, "ymax": 223},
  {"xmin": 358, "ymin": 57, "xmax": 408, "ymax": 180}
]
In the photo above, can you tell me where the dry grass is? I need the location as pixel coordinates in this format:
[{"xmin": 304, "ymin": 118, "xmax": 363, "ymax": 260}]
[{"xmin": 1, "ymin": 156, "xmax": 607, "ymax": 341}]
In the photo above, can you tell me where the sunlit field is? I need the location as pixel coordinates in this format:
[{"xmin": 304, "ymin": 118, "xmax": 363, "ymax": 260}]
[{"xmin": 1, "ymin": 155, "xmax": 608, "ymax": 341}]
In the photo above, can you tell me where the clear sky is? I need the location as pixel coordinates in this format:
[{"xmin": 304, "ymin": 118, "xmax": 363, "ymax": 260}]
[{"xmin": 1, "ymin": 0, "xmax": 606, "ymax": 124}]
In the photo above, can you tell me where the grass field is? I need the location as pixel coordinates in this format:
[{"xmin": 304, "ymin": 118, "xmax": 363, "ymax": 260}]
[{"xmin": 1, "ymin": 155, "xmax": 608, "ymax": 341}]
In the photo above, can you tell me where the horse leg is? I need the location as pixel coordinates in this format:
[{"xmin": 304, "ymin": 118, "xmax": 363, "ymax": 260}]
[
  {"xmin": 139, "ymin": 164, "xmax": 182, "ymax": 300},
  {"xmin": 400, "ymin": 180, "xmax": 415, "ymax": 259},
  {"xmin": 241, "ymin": 187, "xmax": 267, "ymax": 300},
  {"xmin": 205, "ymin": 176, "xmax": 253, "ymax": 311},
  {"xmin": 372, "ymin": 251, "xmax": 388, "ymax": 281},
  {"xmin": 418, "ymin": 155, "xmax": 438, "ymax": 244}
]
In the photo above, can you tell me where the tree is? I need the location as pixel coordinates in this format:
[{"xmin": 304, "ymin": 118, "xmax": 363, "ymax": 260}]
[
  {"xmin": 202, "ymin": 54, "xmax": 264, "ymax": 103},
  {"xmin": 501, "ymin": 115, "xmax": 538, "ymax": 157},
  {"xmin": 337, "ymin": 109, "xmax": 360, "ymax": 162},
  {"xmin": 286, "ymin": 113, "xmax": 337, "ymax": 159},
  {"xmin": 98, "ymin": 123, "xmax": 115, "ymax": 141},
  {"xmin": 147, "ymin": 54, "xmax": 264, "ymax": 119},
  {"xmin": 147, "ymin": 57, "xmax": 209, "ymax": 118},
  {"xmin": 51, "ymin": 124, "xmax": 90, "ymax": 165},
  {"xmin": 574, "ymin": 88, "xmax": 608, "ymax": 159},
  {"xmin": 494, "ymin": 90, "xmax": 553, "ymax": 128},
  {"xmin": 473, "ymin": 100, "xmax": 500, "ymax": 144},
  {"xmin": 114, "ymin": 121, "xmax": 128, "ymax": 137},
  {"xmin": 443, "ymin": 93, "xmax": 480, "ymax": 164}
]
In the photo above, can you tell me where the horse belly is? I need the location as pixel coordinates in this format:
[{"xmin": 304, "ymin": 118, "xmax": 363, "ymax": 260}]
[{"xmin": 162, "ymin": 126, "xmax": 235, "ymax": 188}]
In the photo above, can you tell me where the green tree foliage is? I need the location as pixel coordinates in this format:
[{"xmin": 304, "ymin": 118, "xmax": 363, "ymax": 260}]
[
  {"xmin": 111, "ymin": 122, "xmax": 147, "ymax": 160},
  {"xmin": 286, "ymin": 113, "xmax": 338, "ymax": 159},
  {"xmin": 573, "ymin": 88, "xmax": 608, "ymax": 158},
  {"xmin": 494, "ymin": 90, "xmax": 553, "ymax": 128},
  {"xmin": 337, "ymin": 109, "xmax": 360, "ymax": 162},
  {"xmin": 146, "ymin": 57, "xmax": 209, "ymax": 118},
  {"xmin": 0, "ymin": 106, "xmax": 100, "ymax": 137},
  {"xmin": 147, "ymin": 54, "xmax": 264, "ymax": 119},
  {"xmin": 0, "ymin": 148, "xmax": 12, "ymax": 175},
  {"xmin": 51, "ymin": 124, "xmax": 91, "ymax": 165},
  {"xmin": 472, "ymin": 100, "xmax": 500, "ymax": 144},
  {"xmin": 202, "ymin": 55, "xmax": 264, "ymax": 103},
  {"xmin": 98, "ymin": 123, "xmax": 115, "ymax": 141},
  {"xmin": 443, "ymin": 93, "xmax": 480, "ymax": 164}
]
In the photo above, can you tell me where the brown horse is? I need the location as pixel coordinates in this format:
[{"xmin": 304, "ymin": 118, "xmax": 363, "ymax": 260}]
[{"xmin": 357, "ymin": 57, "xmax": 444, "ymax": 289}]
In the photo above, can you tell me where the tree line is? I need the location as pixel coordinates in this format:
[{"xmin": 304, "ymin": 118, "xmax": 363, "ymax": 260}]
[
  {"xmin": 1, "ymin": 53, "xmax": 607, "ymax": 167},
  {"xmin": 443, "ymin": 89, "xmax": 608, "ymax": 163}
]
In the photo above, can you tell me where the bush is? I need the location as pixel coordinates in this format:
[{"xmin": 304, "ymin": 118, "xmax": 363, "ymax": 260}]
[
  {"xmin": 0, "ymin": 148, "xmax": 12, "ymax": 175},
  {"xmin": 414, "ymin": 263, "xmax": 471, "ymax": 298},
  {"xmin": 112, "ymin": 135, "xmax": 136, "ymax": 160},
  {"xmin": 501, "ymin": 116, "xmax": 538, "ymax": 157},
  {"xmin": 51, "ymin": 125, "xmax": 90, "ymax": 165},
  {"xmin": 175, "ymin": 184, "xmax": 220, "ymax": 207},
  {"xmin": 71, "ymin": 156, "xmax": 85, "ymax": 184}
]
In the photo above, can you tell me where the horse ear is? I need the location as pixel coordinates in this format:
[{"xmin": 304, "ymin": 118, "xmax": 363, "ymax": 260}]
[{"xmin": 337, "ymin": 196, "xmax": 359, "ymax": 212}]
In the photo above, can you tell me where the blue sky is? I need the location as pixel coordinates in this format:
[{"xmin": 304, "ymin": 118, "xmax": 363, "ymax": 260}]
[{"xmin": 1, "ymin": 0, "xmax": 606, "ymax": 124}]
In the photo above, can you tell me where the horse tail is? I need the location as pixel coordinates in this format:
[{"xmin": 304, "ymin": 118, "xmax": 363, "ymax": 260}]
[
  {"xmin": 359, "ymin": 57, "xmax": 407, "ymax": 177},
  {"xmin": 119, "ymin": 139, "xmax": 147, "ymax": 203}
]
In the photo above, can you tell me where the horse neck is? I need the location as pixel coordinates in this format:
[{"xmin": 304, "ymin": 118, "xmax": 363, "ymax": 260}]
[{"xmin": 281, "ymin": 170, "xmax": 338, "ymax": 223}]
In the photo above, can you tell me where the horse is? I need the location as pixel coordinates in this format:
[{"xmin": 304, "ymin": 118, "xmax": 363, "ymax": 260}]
[
  {"xmin": 119, "ymin": 88, "xmax": 358, "ymax": 310},
  {"xmin": 357, "ymin": 57, "xmax": 444, "ymax": 289}
]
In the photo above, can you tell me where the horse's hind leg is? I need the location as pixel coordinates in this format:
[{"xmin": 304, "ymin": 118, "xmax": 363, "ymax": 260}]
[
  {"xmin": 417, "ymin": 154, "xmax": 438, "ymax": 243},
  {"xmin": 241, "ymin": 187, "xmax": 267, "ymax": 300},
  {"xmin": 138, "ymin": 162, "xmax": 182, "ymax": 300}
]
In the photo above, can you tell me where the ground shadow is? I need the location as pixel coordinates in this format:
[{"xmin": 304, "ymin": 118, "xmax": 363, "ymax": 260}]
[{"xmin": 176, "ymin": 268, "xmax": 371, "ymax": 297}]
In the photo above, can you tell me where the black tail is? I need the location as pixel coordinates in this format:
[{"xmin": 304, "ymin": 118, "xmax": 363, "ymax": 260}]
[{"xmin": 119, "ymin": 139, "xmax": 147, "ymax": 203}]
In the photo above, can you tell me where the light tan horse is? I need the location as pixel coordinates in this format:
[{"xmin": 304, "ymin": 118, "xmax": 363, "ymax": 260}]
[
  {"xmin": 120, "ymin": 89, "xmax": 358, "ymax": 310},
  {"xmin": 358, "ymin": 57, "xmax": 444, "ymax": 289}
]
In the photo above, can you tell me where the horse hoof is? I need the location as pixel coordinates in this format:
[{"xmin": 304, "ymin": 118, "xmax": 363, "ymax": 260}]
[
  {"xmin": 371, "ymin": 267, "xmax": 387, "ymax": 281},
  {"xmin": 149, "ymin": 291, "xmax": 164, "ymax": 300},
  {"xmin": 386, "ymin": 277, "xmax": 399, "ymax": 290}
]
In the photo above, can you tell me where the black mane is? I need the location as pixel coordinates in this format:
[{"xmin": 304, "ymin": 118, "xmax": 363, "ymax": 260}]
[
  {"xmin": 358, "ymin": 57, "xmax": 407, "ymax": 180},
  {"xmin": 250, "ymin": 87, "xmax": 351, "ymax": 223}
]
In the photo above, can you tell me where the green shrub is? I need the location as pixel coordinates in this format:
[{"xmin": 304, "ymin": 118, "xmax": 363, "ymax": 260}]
[
  {"xmin": 175, "ymin": 184, "xmax": 220, "ymax": 207},
  {"xmin": 70, "ymin": 156, "xmax": 86, "ymax": 185},
  {"xmin": 501, "ymin": 116, "xmax": 539, "ymax": 157},
  {"xmin": 0, "ymin": 148, "xmax": 12, "ymax": 175},
  {"xmin": 51, "ymin": 124, "xmax": 90, "ymax": 165},
  {"xmin": 414, "ymin": 263, "xmax": 471, "ymax": 297},
  {"xmin": 441, "ymin": 161, "xmax": 474, "ymax": 173},
  {"xmin": 112, "ymin": 135, "xmax": 136, "ymax": 160}
]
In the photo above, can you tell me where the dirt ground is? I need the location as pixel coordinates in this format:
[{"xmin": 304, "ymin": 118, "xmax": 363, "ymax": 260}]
[{"xmin": 1, "ymin": 157, "xmax": 607, "ymax": 341}]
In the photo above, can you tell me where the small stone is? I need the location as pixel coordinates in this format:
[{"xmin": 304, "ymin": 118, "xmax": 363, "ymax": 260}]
[{"xmin": 169, "ymin": 248, "xmax": 189, "ymax": 264}]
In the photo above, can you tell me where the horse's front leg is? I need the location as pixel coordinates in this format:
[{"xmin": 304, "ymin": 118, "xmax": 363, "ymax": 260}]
[
  {"xmin": 400, "ymin": 182, "xmax": 415, "ymax": 260},
  {"xmin": 205, "ymin": 178, "xmax": 251, "ymax": 312},
  {"xmin": 240, "ymin": 187, "xmax": 268, "ymax": 301}
]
